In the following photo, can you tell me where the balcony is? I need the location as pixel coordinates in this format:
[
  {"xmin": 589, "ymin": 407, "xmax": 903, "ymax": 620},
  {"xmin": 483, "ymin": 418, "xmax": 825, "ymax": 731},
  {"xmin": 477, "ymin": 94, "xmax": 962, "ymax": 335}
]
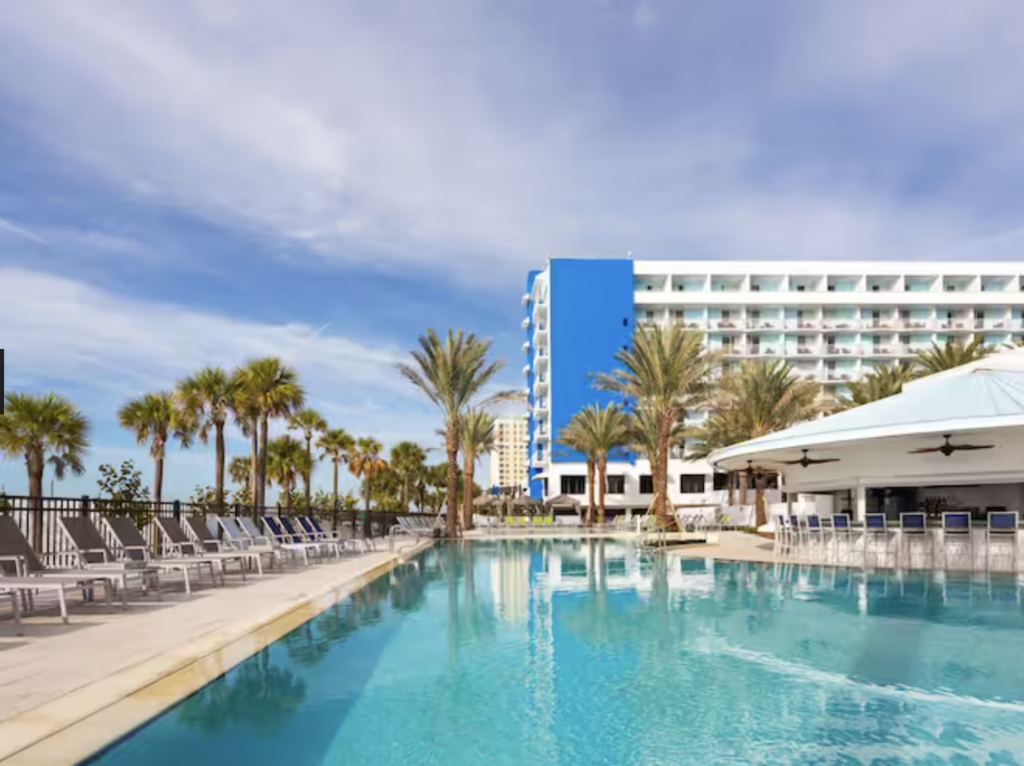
[
  {"xmin": 522, "ymin": 340, "xmax": 531, "ymax": 353},
  {"xmin": 685, "ymin": 321, "xmax": 706, "ymax": 330},
  {"xmin": 976, "ymin": 319, "xmax": 1009, "ymax": 330},
  {"xmin": 796, "ymin": 345, "xmax": 821, "ymax": 355},
  {"xmin": 715, "ymin": 320, "xmax": 740, "ymax": 330},
  {"xmin": 535, "ymin": 322, "xmax": 548, "ymax": 334},
  {"xmin": 746, "ymin": 320, "xmax": 781, "ymax": 330},
  {"xmin": 826, "ymin": 346, "xmax": 859, "ymax": 356},
  {"xmin": 535, "ymin": 398, "xmax": 548, "ymax": 411},
  {"xmin": 902, "ymin": 319, "xmax": 934, "ymax": 330},
  {"xmin": 826, "ymin": 372, "xmax": 853, "ymax": 381},
  {"xmin": 521, "ymin": 317, "xmax": 530, "ymax": 330},
  {"xmin": 533, "ymin": 374, "xmax": 548, "ymax": 393},
  {"xmin": 722, "ymin": 345, "xmax": 748, "ymax": 356},
  {"xmin": 822, "ymin": 320, "xmax": 859, "ymax": 330},
  {"xmin": 522, "ymin": 364, "xmax": 531, "ymax": 376},
  {"xmin": 868, "ymin": 319, "xmax": 897, "ymax": 329},
  {"xmin": 796, "ymin": 320, "xmax": 820, "ymax": 329}
]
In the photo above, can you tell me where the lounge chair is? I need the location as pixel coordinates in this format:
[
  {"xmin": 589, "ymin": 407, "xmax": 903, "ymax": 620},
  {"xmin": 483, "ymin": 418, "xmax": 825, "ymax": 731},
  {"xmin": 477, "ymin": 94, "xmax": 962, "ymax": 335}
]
[
  {"xmin": 58, "ymin": 517, "xmax": 162, "ymax": 599},
  {"xmin": 210, "ymin": 515, "xmax": 282, "ymax": 571},
  {"xmin": 0, "ymin": 515, "xmax": 125, "ymax": 618},
  {"xmin": 103, "ymin": 516, "xmax": 224, "ymax": 594},
  {"xmin": 279, "ymin": 516, "xmax": 339, "ymax": 559},
  {"xmin": 296, "ymin": 517, "xmax": 361, "ymax": 554},
  {"xmin": 300, "ymin": 516, "xmax": 369, "ymax": 553},
  {"xmin": 237, "ymin": 516, "xmax": 310, "ymax": 566},
  {"xmin": 177, "ymin": 516, "xmax": 268, "ymax": 576},
  {"xmin": 262, "ymin": 516, "xmax": 323, "ymax": 563}
]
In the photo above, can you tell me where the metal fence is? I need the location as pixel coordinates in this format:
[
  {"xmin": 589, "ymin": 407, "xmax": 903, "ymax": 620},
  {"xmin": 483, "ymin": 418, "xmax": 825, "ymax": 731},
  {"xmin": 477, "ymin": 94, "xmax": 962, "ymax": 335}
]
[{"xmin": 0, "ymin": 494, "xmax": 438, "ymax": 565}]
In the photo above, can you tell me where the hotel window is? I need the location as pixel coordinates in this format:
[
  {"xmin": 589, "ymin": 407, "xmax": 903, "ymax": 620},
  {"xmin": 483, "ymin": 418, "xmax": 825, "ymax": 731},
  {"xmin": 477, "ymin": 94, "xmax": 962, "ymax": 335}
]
[
  {"xmin": 679, "ymin": 474, "xmax": 706, "ymax": 494},
  {"xmin": 639, "ymin": 475, "xmax": 654, "ymax": 494},
  {"xmin": 606, "ymin": 475, "xmax": 625, "ymax": 494},
  {"xmin": 561, "ymin": 475, "xmax": 586, "ymax": 495},
  {"xmin": 712, "ymin": 473, "xmax": 729, "ymax": 491}
]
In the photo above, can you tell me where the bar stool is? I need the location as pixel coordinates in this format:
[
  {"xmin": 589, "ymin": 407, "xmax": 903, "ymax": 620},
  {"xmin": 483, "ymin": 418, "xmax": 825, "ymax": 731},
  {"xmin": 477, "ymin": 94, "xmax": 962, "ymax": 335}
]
[
  {"xmin": 830, "ymin": 513, "xmax": 854, "ymax": 565},
  {"xmin": 864, "ymin": 513, "xmax": 893, "ymax": 568},
  {"xmin": 941, "ymin": 512, "xmax": 973, "ymax": 570},
  {"xmin": 806, "ymin": 515, "xmax": 825, "ymax": 562},
  {"xmin": 986, "ymin": 511, "xmax": 1019, "ymax": 572},
  {"xmin": 772, "ymin": 514, "xmax": 790, "ymax": 557},
  {"xmin": 791, "ymin": 515, "xmax": 805, "ymax": 558},
  {"xmin": 899, "ymin": 512, "xmax": 930, "ymax": 570}
]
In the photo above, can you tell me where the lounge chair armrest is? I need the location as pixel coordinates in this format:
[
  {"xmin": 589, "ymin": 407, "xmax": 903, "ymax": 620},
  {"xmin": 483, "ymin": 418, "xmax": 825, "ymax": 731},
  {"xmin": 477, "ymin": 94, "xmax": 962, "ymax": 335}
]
[{"xmin": 0, "ymin": 554, "xmax": 27, "ymax": 576}]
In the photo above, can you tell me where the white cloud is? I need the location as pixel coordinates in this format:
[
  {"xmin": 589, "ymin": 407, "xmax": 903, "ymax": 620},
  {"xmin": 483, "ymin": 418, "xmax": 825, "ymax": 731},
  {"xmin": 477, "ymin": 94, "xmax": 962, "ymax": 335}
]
[
  {"xmin": 0, "ymin": 216, "xmax": 48, "ymax": 245},
  {"xmin": 1, "ymin": 1, "xmax": 1024, "ymax": 281}
]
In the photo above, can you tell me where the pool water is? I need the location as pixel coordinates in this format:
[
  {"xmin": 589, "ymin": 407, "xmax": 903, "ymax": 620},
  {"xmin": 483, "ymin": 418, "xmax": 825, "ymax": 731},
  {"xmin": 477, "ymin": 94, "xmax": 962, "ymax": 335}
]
[{"xmin": 88, "ymin": 540, "xmax": 1024, "ymax": 765}]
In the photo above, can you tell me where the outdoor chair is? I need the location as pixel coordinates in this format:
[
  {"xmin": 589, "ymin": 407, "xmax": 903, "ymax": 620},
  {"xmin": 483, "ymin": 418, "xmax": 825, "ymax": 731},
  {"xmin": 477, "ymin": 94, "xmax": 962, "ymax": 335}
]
[
  {"xmin": 772, "ymin": 514, "xmax": 792, "ymax": 557},
  {"xmin": 899, "ymin": 512, "xmax": 931, "ymax": 570},
  {"xmin": 103, "ymin": 516, "xmax": 222, "ymax": 595},
  {"xmin": 986, "ymin": 511, "xmax": 1019, "ymax": 571},
  {"xmin": 255, "ymin": 516, "xmax": 315, "ymax": 565},
  {"xmin": 58, "ymin": 517, "xmax": 162, "ymax": 598},
  {"xmin": 157, "ymin": 515, "xmax": 270, "ymax": 576},
  {"xmin": 940, "ymin": 512, "xmax": 973, "ymax": 570},
  {"xmin": 829, "ymin": 513, "xmax": 855, "ymax": 565},
  {"xmin": 864, "ymin": 514, "xmax": 895, "ymax": 568},
  {"xmin": 308, "ymin": 516, "xmax": 371, "ymax": 552},
  {"xmin": 280, "ymin": 516, "xmax": 340, "ymax": 559},
  {"xmin": 0, "ymin": 515, "xmax": 125, "ymax": 618},
  {"xmin": 210, "ymin": 515, "xmax": 283, "ymax": 570},
  {"xmin": 298, "ymin": 517, "xmax": 365, "ymax": 554},
  {"xmin": 804, "ymin": 515, "xmax": 826, "ymax": 561}
]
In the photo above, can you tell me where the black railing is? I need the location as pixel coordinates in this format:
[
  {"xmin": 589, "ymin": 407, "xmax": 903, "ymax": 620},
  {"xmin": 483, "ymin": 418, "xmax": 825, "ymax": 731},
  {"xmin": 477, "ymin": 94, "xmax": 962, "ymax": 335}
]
[{"xmin": 0, "ymin": 494, "xmax": 438, "ymax": 564}]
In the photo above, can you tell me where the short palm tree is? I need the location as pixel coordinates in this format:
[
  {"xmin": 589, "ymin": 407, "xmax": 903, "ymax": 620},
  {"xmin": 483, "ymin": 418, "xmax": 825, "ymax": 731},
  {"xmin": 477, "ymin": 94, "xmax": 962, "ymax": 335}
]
[
  {"xmin": 317, "ymin": 427, "xmax": 355, "ymax": 526},
  {"xmin": 349, "ymin": 437, "xmax": 387, "ymax": 516},
  {"xmin": 595, "ymin": 325, "xmax": 715, "ymax": 525},
  {"xmin": 627, "ymin": 405, "xmax": 687, "ymax": 516},
  {"xmin": 557, "ymin": 419, "xmax": 598, "ymax": 526},
  {"xmin": 701, "ymin": 360, "xmax": 824, "ymax": 525},
  {"xmin": 460, "ymin": 410, "xmax": 496, "ymax": 532},
  {"xmin": 288, "ymin": 408, "xmax": 327, "ymax": 510},
  {"xmin": 914, "ymin": 339, "xmax": 992, "ymax": 376},
  {"xmin": 560, "ymin": 404, "xmax": 631, "ymax": 525},
  {"xmin": 176, "ymin": 367, "xmax": 239, "ymax": 509},
  {"xmin": 230, "ymin": 382, "xmax": 261, "ymax": 509},
  {"xmin": 118, "ymin": 391, "xmax": 193, "ymax": 507},
  {"xmin": 266, "ymin": 435, "xmax": 311, "ymax": 513},
  {"xmin": 396, "ymin": 329, "xmax": 513, "ymax": 537},
  {"xmin": 235, "ymin": 357, "xmax": 305, "ymax": 510},
  {"xmin": 0, "ymin": 392, "xmax": 90, "ymax": 549},
  {"xmin": 836, "ymin": 363, "xmax": 914, "ymax": 410},
  {"xmin": 229, "ymin": 455, "xmax": 251, "ymax": 491},
  {"xmin": 390, "ymin": 441, "xmax": 427, "ymax": 513}
]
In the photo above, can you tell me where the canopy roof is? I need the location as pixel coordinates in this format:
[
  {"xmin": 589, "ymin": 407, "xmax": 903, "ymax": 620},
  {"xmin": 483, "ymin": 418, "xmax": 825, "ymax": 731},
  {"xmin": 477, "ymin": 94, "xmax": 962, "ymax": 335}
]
[{"xmin": 710, "ymin": 348, "xmax": 1024, "ymax": 473}]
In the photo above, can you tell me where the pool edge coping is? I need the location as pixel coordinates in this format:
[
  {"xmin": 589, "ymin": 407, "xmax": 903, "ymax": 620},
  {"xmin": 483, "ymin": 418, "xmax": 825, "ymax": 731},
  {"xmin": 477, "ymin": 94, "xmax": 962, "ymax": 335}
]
[{"xmin": 0, "ymin": 541, "xmax": 433, "ymax": 766}]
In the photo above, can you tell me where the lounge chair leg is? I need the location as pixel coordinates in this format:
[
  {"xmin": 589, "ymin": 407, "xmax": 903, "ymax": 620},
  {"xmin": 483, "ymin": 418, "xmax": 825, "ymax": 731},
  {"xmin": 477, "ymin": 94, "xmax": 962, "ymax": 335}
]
[
  {"xmin": 58, "ymin": 589, "xmax": 69, "ymax": 625},
  {"xmin": 183, "ymin": 568, "xmax": 191, "ymax": 596},
  {"xmin": 121, "ymin": 576, "xmax": 128, "ymax": 610},
  {"xmin": 10, "ymin": 591, "xmax": 23, "ymax": 636}
]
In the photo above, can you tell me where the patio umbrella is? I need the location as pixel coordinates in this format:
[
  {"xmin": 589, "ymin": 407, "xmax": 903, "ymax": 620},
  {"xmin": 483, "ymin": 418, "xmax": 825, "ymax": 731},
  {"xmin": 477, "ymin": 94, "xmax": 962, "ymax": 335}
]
[
  {"xmin": 510, "ymin": 495, "xmax": 543, "ymax": 517},
  {"xmin": 544, "ymin": 494, "xmax": 582, "ymax": 520}
]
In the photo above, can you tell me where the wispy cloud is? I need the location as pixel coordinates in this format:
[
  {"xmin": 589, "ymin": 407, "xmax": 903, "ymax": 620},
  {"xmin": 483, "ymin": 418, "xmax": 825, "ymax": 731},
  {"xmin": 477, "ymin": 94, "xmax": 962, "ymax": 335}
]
[
  {"xmin": 1, "ymin": 1, "xmax": 1023, "ymax": 283},
  {"xmin": 0, "ymin": 216, "xmax": 47, "ymax": 245}
]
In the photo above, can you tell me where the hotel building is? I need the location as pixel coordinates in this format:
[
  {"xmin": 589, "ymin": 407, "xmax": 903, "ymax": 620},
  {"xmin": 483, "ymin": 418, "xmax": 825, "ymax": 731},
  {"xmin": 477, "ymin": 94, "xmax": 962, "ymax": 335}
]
[
  {"xmin": 489, "ymin": 415, "xmax": 531, "ymax": 494},
  {"xmin": 523, "ymin": 259, "xmax": 1024, "ymax": 511}
]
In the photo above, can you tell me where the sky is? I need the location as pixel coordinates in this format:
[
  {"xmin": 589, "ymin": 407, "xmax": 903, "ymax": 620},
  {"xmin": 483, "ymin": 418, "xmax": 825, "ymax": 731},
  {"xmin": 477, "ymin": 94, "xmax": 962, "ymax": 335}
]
[{"xmin": 3, "ymin": 0, "xmax": 1024, "ymax": 500}]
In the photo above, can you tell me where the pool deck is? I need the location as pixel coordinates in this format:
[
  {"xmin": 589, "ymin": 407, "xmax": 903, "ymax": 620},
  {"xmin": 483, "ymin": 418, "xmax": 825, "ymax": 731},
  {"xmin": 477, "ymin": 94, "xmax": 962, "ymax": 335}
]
[{"xmin": 0, "ymin": 540, "xmax": 431, "ymax": 766}]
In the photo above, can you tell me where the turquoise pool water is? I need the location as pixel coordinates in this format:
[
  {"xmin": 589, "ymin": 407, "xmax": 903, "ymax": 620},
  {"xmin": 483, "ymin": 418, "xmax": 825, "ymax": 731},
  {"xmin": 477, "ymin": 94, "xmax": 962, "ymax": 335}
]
[{"xmin": 88, "ymin": 540, "xmax": 1024, "ymax": 765}]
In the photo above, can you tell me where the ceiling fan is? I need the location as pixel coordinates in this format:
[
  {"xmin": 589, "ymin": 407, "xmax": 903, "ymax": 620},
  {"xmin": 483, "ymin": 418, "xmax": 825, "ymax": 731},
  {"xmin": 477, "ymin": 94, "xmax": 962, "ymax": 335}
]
[
  {"xmin": 781, "ymin": 449, "xmax": 841, "ymax": 468},
  {"xmin": 909, "ymin": 434, "xmax": 994, "ymax": 457}
]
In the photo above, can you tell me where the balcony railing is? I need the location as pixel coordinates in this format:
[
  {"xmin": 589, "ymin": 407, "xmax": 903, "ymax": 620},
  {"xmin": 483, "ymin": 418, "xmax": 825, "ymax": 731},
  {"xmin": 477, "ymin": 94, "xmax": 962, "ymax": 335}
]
[
  {"xmin": 746, "ymin": 321, "xmax": 781, "ymax": 329},
  {"xmin": 822, "ymin": 320, "xmax": 859, "ymax": 330},
  {"xmin": 715, "ymin": 321, "xmax": 739, "ymax": 329}
]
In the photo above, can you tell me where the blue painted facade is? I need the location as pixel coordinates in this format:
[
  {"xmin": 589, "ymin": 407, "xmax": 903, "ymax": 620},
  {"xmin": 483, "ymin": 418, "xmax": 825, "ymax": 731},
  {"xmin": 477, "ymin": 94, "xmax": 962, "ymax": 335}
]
[{"xmin": 549, "ymin": 259, "xmax": 636, "ymax": 466}]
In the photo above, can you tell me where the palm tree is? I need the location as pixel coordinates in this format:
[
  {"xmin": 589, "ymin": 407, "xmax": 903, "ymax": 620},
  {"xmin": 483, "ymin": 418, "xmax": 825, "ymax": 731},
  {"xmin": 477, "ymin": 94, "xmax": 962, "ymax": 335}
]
[
  {"xmin": 266, "ymin": 436, "xmax": 311, "ymax": 513},
  {"xmin": 235, "ymin": 358, "xmax": 305, "ymax": 511},
  {"xmin": 390, "ymin": 441, "xmax": 427, "ymax": 513},
  {"xmin": 562, "ymin": 404, "xmax": 631, "ymax": 525},
  {"xmin": 288, "ymin": 408, "xmax": 327, "ymax": 510},
  {"xmin": 836, "ymin": 363, "xmax": 915, "ymax": 410},
  {"xmin": 460, "ymin": 411, "xmax": 495, "ymax": 532},
  {"xmin": 396, "ymin": 329, "xmax": 512, "ymax": 537},
  {"xmin": 627, "ymin": 405, "xmax": 688, "ymax": 515},
  {"xmin": 317, "ymin": 428, "xmax": 355, "ymax": 526},
  {"xmin": 595, "ymin": 325, "xmax": 715, "ymax": 525},
  {"xmin": 176, "ymin": 367, "xmax": 238, "ymax": 510},
  {"xmin": 349, "ymin": 437, "xmax": 387, "ymax": 516},
  {"xmin": 913, "ymin": 339, "xmax": 993, "ymax": 376},
  {"xmin": 557, "ymin": 417, "xmax": 597, "ymax": 526},
  {"xmin": 229, "ymin": 456, "xmax": 251, "ymax": 491},
  {"xmin": 699, "ymin": 360, "xmax": 824, "ymax": 525},
  {"xmin": 0, "ymin": 393, "xmax": 90, "ymax": 549},
  {"xmin": 118, "ymin": 391, "xmax": 193, "ymax": 507},
  {"xmin": 230, "ymin": 382, "xmax": 261, "ymax": 509}
]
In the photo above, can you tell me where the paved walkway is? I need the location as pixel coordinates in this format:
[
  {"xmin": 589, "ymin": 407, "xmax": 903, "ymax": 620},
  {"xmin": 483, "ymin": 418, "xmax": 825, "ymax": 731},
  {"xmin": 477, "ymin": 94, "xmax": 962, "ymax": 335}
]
[{"xmin": 0, "ymin": 541, "xmax": 430, "ymax": 765}]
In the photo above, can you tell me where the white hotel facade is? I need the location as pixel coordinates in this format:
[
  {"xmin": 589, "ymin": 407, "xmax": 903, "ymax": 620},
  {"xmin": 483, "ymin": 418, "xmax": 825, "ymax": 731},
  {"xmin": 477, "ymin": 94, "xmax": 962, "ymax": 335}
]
[{"xmin": 522, "ymin": 259, "xmax": 1024, "ymax": 513}]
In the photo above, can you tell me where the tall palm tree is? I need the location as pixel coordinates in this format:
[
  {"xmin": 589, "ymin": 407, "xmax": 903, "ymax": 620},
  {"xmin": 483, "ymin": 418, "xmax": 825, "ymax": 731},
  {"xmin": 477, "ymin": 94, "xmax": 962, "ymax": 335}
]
[
  {"xmin": 396, "ymin": 329, "xmax": 513, "ymax": 537},
  {"xmin": 230, "ymin": 381, "xmax": 261, "ymax": 509},
  {"xmin": 460, "ymin": 411, "xmax": 495, "ymax": 532},
  {"xmin": 288, "ymin": 408, "xmax": 327, "ymax": 510},
  {"xmin": 229, "ymin": 456, "xmax": 251, "ymax": 491},
  {"xmin": 317, "ymin": 427, "xmax": 355, "ymax": 525},
  {"xmin": 0, "ymin": 393, "xmax": 90, "ymax": 549},
  {"xmin": 390, "ymin": 441, "xmax": 427, "ymax": 513},
  {"xmin": 557, "ymin": 417, "xmax": 598, "ymax": 526},
  {"xmin": 627, "ymin": 405, "xmax": 688, "ymax": 515},
  {"xmin": 836, "ymin": 363, "xmax": 915, "ymax": 410},
  {"xmin": 118, "ymin": 391, "xmax": 193, "ymax": 507},
  {"xmin": 266, "ymin": 435, "xmax": 311, "ymax": 513},
  {"xmin": 595, "ymin": 325, "xmax": 715, "ymax": 525},
  {"xmin": 700, "ymin": 360, "xmax": 824, "ymax": 525},
  {"xmin": 562, "ymin": 404, "xmax": 631, "ymax": 525},
  {"xmin": 349, "ymin": 437, "xmax": 387, "ymax": 515},
  {"xmin": 176, "ymin": 367, "xmax": 238, "ymax": 510},
  {"xmin": 235, "ymin": 358, "xmax": 305, "ymax": 511},
  {"xmin": 914, "ymin": 339, "xmax": 993, "ymax": 376}
]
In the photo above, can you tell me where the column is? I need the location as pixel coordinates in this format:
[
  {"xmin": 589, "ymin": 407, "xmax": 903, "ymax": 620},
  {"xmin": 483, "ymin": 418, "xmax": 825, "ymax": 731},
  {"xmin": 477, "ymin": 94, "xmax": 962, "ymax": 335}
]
[{"xmin": 855, "ymin": 485, "xmax": 867, "ymax": 524}]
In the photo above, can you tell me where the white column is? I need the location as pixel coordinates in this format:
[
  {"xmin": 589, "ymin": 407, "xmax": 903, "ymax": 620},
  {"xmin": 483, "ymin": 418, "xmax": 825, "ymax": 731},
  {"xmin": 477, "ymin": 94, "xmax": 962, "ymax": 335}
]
[{"xmin": 855, "ymin": 485, "xmax": 867, "ymax": 523}]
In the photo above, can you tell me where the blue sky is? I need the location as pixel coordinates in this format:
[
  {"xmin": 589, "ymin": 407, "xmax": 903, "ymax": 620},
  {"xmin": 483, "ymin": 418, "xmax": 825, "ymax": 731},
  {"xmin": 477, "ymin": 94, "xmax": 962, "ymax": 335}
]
[{"xmin": 3, "ymin": 0, "xmax": 1024, "ymax": 500}]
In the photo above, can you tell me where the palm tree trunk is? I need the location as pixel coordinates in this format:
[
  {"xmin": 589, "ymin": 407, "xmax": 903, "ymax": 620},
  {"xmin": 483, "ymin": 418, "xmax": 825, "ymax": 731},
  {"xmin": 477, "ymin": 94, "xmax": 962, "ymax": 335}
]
[
  {"xmin": 656, "ymin": 415, "xmax": 671, "ymax": 524},
  {"xmin": 215, "ymin": 423, "xmax": 226, "ymax": 510},
  {"xmin": 304, "ymin": 437, "xmax": 313, "ymax": 511},
  {"xmin": 154, "ymin": 455, "xmax": 164, "ymax": 508},
  {"xmin": 258, "ymin": 416, "xmax": 270, "ymax": 511},
  {"xmin": 249, "ymin": 425, "xmax": 258, "ymax": 511},
  {"xmin": 586, "ymin": 459, "xmax": 596, "ymax": 527},
  {"xmin": 364, "ymin": 474, "xmax": 373, "ymax": 538},
  {"xmin": 445, "ymin": 426, "xmax": 459, "ymax": 538},
  {"xmin": 332, "ymin": 462, "xmax": 340, "ymax": 532},
  {"xmin": 739, "ymin": 468, "xmax": 749, "ymax": 506},
  {"xmin": 754, "ymin": 472, "xmax": 768, "ymax": 528},
  {"xmin": 598, "ymin": 457, "xmax": 607, "ymax": 525},
  {"xmin": 463, "ymin": 460, "xmax": 474, "ymax": 533},
  {"xmin": 28, "ymin": 453, "xmax": 43, "ymax": 552},
  {"xmin": 727, "ymin": 471, "xmax": 735, "ymax": 505}
]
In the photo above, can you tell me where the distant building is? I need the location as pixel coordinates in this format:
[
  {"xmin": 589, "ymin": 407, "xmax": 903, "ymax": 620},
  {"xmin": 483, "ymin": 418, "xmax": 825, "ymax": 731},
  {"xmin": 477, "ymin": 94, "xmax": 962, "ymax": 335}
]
[
  {"xmin": 523, "ymin": 258, "xmax": 1024, "ymax": 510},
  {"xmin": 489, "ymin": 415, "xmax": 531, "ymax": 494}
]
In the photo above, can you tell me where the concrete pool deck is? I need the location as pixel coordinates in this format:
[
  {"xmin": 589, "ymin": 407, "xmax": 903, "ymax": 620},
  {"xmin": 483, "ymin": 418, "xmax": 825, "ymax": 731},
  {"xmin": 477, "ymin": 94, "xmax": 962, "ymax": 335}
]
[{"xmin": 0, "ymin": 541, "xmax": 432, "ymax": 766}]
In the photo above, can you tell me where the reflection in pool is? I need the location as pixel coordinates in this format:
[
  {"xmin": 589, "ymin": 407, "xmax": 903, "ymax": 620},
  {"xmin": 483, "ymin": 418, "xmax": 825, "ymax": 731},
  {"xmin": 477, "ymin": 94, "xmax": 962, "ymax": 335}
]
[{"xmin": 88, "ymin": 540, "xmax": 1024, "ymax": 765}]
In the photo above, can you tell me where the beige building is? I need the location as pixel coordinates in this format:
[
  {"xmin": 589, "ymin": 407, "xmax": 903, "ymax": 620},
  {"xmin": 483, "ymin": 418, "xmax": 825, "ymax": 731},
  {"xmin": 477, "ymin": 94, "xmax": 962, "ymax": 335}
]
[{"xmin": 489, "ymin": 415, "xmax": 530, "ymax": 493}]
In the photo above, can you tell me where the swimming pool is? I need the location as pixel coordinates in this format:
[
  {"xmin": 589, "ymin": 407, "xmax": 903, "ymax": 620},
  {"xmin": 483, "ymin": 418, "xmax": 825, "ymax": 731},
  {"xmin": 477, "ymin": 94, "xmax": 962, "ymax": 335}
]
[{"xmin": 88, "ymin": 540, "xmax": 1024, "ymax": 764}]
